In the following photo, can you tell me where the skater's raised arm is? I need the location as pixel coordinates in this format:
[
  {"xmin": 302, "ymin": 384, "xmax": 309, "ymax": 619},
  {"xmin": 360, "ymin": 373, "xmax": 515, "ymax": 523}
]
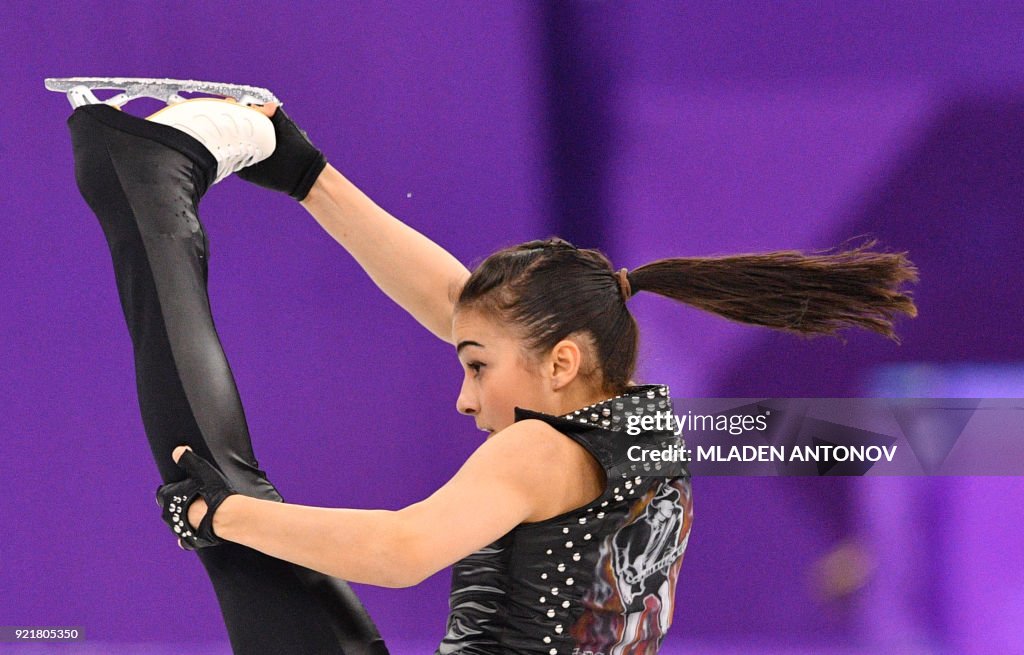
[
  {"xmin": 240, "ymin": 106, "xmax": 469, "ymax": 343},
  {"xmin": 300, "ymin": 165, "xmax": 470, "ymax": 343}
]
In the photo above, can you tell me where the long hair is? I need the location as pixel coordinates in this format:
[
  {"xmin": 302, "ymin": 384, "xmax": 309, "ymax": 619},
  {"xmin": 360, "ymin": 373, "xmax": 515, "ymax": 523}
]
[{"xmin": 456, "ymin": 237, "xmax": 918, "ymax": 394}]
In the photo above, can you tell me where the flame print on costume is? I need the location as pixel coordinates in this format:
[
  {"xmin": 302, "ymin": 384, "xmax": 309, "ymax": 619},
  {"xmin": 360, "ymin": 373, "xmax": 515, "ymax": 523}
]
[{"xmin": 572, "ymin": 478, "xmax": 693, "ymax": 655}]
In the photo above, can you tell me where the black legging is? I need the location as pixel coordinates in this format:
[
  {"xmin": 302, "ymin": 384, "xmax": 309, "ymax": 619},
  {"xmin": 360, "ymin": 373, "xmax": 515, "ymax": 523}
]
[{"xmin": 67, "ymin": 104, "xmax": 388, "ymax": 655}]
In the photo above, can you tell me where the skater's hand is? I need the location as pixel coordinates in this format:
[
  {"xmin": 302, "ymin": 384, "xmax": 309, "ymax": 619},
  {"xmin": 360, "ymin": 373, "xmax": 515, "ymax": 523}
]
[
  {"xmin": 254, "ymin": 103, "xmax": 277, "ymax": 118},
  {"xmin": 237, "ymin": 104, "xmax": 327, "ymax": 201},
  {"xmin": 156, "ymin": 446, "xmax": 239, "ymax": 550}
]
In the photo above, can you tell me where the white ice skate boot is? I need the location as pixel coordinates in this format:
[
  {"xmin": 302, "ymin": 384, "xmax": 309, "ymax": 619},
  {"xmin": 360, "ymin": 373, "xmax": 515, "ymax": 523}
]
[
  {"xmin": 46, "ymin": 77, "xmax": 279, "ymax": 184},
  {"xmin": 146, "ymin": 99, "xmax": 276, "ymax": 184}
]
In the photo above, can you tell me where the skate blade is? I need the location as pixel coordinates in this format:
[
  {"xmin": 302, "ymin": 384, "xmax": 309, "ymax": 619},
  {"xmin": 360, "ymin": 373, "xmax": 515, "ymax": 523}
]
[{"xmin": 44, "ymin": 77, "xmax": 280, "ymax": 109}]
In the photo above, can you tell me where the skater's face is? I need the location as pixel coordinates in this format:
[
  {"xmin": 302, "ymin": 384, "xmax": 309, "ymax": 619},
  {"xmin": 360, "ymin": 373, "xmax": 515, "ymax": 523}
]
[{"xmin": 452, "ymin": 309, "xmax": 578, "ymax": 436}]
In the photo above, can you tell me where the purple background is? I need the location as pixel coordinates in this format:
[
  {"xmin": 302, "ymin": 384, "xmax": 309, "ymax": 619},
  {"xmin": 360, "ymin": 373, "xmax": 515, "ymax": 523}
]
[{"xmin": 4, "ymin": 2, "xmax": 1023, "ymax": 653}]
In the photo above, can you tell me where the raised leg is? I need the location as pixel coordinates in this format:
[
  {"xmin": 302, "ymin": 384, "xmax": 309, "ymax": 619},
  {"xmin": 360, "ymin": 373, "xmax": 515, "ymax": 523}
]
[{"xmin": 68, "ymin": 104, "xmax": 388, "ymax": 655}]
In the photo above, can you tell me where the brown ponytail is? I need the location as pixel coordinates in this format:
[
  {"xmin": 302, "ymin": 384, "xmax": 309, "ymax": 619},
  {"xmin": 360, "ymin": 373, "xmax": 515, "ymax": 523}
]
[
  {"xmin": 456, "ymin": 237, "xmax": 918, "ymax": 396},
  {"xmin": 628, "ymin": 238, "xmax": 918, "ymax": 343}
]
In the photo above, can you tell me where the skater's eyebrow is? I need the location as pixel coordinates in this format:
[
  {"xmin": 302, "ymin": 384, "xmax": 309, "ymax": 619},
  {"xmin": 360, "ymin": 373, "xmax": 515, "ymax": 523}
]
[{"xmin": 456, "ymin": 340, "xmax": 485, "ymax": 355}]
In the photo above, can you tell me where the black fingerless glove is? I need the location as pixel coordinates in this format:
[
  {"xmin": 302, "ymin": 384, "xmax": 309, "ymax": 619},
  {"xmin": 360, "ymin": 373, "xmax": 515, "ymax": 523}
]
[
  {"xmin": 156, "ymin": 449, "xmax": 238, "ymax": 550},
  {"xmin": 237, "ymin": 107, "xmax": 327, "ymax": 201}
]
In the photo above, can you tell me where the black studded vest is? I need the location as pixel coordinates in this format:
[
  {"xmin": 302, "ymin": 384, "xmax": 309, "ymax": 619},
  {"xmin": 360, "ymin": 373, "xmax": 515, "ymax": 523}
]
[{"xmin": 435, "ymin": 384, "xmax": 693, "ymax": 655}]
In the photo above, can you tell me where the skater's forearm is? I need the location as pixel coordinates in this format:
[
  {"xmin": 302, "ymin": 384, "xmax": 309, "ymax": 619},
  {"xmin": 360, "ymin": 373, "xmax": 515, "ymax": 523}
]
[
  {"xmin": 183, "ymin": 422, "xmax": 574, "ymax": 588},
  {"xmin": 213, "ymin": 495, "xmax": 431, "ymax": 588},
  {"xmin": 301, "ymin": 165, "xmax": 470, "ymax": 343}
]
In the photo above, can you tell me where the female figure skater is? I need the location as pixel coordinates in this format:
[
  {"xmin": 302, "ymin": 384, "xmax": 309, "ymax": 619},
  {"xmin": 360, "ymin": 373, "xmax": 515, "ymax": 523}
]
[{"xmin": 69, "ymin": 98, "xmax": 916, "ymax": 654}]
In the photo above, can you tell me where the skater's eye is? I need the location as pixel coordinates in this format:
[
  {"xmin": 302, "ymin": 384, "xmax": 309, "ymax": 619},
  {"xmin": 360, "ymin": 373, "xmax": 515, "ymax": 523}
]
[{"xmin": 467, "ymin": 361, "xmax": 485, "ymax": 374}]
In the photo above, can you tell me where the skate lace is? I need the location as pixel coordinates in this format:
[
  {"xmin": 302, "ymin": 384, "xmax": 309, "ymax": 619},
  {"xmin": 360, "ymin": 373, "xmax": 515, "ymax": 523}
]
[{"xmin": 215, "ymin": 142, "xmax": 264, "ymax": 183}]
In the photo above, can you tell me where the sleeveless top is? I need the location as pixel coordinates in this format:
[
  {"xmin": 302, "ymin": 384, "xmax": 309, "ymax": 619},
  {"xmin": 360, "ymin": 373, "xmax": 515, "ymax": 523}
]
[{"xmin": 436, "ymin": 384, "xmax": 693, "ymax": 655}]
